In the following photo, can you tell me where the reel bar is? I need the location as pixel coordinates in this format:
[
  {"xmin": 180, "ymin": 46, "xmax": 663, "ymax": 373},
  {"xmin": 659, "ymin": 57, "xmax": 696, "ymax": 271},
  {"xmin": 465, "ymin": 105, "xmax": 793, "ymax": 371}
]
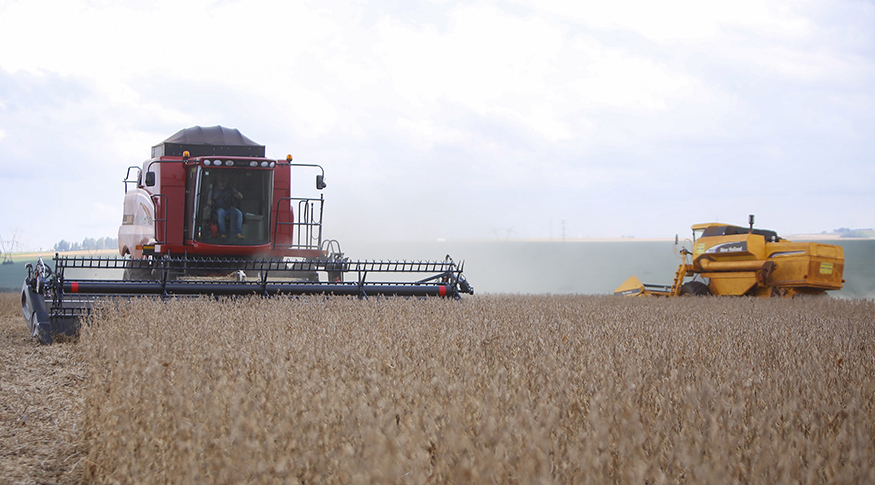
[
  {"xmin": 23, "ymin": 254, "xmax": 473, "ymax": 344},
  {"xmin": 62, "ymin": 280, "xmax": 455, "ymax": 297},
  {"xmin": 54, "ymin": 255, "xmax": 461, "ymax": 274}
]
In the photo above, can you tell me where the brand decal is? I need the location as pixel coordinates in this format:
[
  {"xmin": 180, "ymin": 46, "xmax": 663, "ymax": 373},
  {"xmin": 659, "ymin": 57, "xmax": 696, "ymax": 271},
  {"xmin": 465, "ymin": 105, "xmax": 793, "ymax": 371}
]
[
  {"xmin": 820, "ymin": 262, "xmax": 833, "ymax": 275},
  {"xmin": 705, "ymin": 241, "xmax": 748, "ymax": 254}
]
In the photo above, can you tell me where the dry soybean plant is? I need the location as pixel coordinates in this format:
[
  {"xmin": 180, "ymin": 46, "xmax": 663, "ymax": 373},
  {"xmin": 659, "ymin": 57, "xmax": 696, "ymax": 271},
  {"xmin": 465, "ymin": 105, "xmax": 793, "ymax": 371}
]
[{"xmin": 77, "ymin": 295, "xmax": 875, "ymax": 484}]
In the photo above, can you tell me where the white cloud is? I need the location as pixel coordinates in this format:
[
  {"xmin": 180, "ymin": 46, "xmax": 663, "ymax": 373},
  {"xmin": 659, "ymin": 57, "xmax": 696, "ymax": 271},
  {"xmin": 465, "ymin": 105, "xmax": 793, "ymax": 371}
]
[
  {"xmin": 0, "ymin": 0, "xmax": 872, "ymax": 247},
  {"xmin": 392, "ymin": 117, "xmax": 472, "ymax": 151},
  {"xmin": 566, "ymin": 36, "xmax": 705, "ymax": 112},
  {"xmin": 374, "ymin": 4, "xmax": 570, "ymax": 138},
  {"xmin": 513, "ymin": 0, "xmax": 811, "ymax": 43}
]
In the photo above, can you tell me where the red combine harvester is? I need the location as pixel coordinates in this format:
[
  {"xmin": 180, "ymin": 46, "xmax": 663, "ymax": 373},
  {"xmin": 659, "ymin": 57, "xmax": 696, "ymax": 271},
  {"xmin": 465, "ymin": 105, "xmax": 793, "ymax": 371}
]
[{"xmin": 22, "ymin": 126, "xmax": 473, "ymax": 343}]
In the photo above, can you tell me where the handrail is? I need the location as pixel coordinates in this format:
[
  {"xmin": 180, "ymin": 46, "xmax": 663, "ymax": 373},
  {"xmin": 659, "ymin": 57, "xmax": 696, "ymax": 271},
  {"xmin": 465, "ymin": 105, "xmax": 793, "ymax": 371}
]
[
  {"xmin": 151, "ymin": 193, "xmax": 168, "ymax": 245},
  {"xmin": 272, "ymin": 196, "xmax": 324, "ymax": 251},
  {"xmin": 123, "ymin": 166, "xmax": 141, "ymax": 194}
]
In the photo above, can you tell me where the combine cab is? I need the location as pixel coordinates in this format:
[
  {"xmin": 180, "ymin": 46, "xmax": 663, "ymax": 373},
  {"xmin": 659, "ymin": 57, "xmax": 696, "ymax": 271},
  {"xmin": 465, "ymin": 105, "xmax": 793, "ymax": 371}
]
[
  {"xmin": 22, "ymin": 126, "xmax": 473, "ymax": 343},
  {"xmin": 615, "ymin": 215, "xmax": 844, "ymax": 298},
  {"xmin": 117, "ymin": 125, "xmax": 325, "ymax": 262}
]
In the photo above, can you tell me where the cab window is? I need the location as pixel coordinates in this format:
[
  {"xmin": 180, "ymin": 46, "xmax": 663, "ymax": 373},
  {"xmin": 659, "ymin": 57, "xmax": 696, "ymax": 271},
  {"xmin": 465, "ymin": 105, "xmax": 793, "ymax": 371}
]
[{"xmin": 193, "ymin": 168, "xmax": 273, "ymax": 245}]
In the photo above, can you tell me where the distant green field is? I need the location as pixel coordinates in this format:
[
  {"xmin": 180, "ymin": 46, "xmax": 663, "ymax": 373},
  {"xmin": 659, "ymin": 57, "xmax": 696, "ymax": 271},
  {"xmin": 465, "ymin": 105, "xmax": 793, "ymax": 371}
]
[
  {"xmin": 0, "ymin": 251, "xmax": 117, "ymax": 292},
  {"xmin": 0, "ymin": 256, "xmax": 41, "ymax": 292}
]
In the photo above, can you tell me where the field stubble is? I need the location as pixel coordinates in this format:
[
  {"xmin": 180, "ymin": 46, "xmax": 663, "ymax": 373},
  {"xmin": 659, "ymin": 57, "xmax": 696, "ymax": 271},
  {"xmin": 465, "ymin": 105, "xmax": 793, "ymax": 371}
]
[
  {"xmin": 2, "ymin": 292, "xmax": 875, "ymax": 483},
  {"xmin": 0, "ymin": 293, "xmax": 84, "ymax": 484}
]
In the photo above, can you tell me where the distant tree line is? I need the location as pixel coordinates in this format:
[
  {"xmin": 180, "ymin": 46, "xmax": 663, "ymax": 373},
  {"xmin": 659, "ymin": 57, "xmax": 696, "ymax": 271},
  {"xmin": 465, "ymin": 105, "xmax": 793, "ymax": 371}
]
[
  {"xmin": 54, "ymin": 237, "xmax": 118, "ymax": 252},
  {"xmin": 833, "ymin": 228, "xmax": 874, "ymax": 238}
]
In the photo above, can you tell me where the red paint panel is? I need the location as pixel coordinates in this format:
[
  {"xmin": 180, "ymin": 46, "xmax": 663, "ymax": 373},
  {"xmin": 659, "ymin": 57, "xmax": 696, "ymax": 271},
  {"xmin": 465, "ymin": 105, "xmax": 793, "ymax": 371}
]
[{"xmin": 272, "ymin": 167, "xmax": 294, "ymax": 248}]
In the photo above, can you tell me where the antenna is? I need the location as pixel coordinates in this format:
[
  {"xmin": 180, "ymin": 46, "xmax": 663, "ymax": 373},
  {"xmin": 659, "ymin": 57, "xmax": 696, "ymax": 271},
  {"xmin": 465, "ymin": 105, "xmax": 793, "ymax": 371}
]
[{"xmin": 748, "ymin": 214, "xmax": 755, "ymax": 232}]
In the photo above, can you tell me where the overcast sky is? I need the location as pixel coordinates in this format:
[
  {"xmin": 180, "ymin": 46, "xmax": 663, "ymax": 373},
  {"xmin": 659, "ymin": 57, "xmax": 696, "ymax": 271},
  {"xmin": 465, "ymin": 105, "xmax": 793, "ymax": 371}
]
[{"xmin": 1, "ymin": 0, "xmax": 873, "ymax": 251}]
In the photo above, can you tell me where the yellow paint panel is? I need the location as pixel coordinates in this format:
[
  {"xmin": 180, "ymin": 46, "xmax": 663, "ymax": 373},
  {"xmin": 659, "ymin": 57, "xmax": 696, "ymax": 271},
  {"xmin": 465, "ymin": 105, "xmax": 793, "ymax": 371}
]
[{"xmin": 614, "ymin": 275, "xmax": 644, "ymax": 296}]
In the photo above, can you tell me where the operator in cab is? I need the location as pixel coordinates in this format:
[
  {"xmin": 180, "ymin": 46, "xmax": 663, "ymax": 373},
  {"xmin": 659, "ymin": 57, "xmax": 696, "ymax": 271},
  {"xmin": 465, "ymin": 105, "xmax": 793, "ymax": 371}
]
[{"xmin": 207, "ymin": 174, "xmax": 244, "ymax": 239}]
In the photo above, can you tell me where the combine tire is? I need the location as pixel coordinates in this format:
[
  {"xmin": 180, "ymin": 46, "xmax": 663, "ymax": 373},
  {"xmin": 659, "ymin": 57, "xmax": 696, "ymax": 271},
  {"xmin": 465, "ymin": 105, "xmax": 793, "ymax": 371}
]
[{"xmin": 680, "ymin": 281, "xmax": 710, "ymax": 296}]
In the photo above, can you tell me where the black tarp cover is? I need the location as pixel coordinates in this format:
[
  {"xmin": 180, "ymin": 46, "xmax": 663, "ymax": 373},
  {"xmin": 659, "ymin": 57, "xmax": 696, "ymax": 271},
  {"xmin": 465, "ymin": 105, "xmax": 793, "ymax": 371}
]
[{"xmin": 152, "ymin": 125, "xmax": 266, "ymax": 158}]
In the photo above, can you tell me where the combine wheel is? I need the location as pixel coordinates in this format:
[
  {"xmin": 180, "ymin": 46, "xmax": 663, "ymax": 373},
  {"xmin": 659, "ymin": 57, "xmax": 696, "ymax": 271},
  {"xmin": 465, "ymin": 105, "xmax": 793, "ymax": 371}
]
[{"xmin": 680, "ymin": 281, "xmax": 710, "ymax": 296}]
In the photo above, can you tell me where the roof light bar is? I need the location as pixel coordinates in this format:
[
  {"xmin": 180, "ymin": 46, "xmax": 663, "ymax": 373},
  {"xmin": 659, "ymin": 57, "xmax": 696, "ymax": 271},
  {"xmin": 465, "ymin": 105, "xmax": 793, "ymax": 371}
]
[{"xmin": 200, "ymin": 158, "xmax": 276, "ymax": 168}]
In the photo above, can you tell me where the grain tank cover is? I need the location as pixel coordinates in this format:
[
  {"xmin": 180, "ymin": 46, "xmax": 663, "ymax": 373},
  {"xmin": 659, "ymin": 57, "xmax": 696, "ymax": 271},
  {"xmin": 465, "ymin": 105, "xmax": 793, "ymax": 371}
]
[{"xmin": 152, "ymin": 125, "xmax": 266, "ymax": 158}]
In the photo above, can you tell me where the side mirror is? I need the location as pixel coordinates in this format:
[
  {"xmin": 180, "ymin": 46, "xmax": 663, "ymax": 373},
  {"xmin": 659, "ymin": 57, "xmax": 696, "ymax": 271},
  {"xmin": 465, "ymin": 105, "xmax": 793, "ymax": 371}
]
[
  {"xmin": 316, "ymin": 175, "xmax": 326, "ymax": 190},
  {"xmin": 145, "ymin": 172, "xmax": 156, "ymax": 187}
]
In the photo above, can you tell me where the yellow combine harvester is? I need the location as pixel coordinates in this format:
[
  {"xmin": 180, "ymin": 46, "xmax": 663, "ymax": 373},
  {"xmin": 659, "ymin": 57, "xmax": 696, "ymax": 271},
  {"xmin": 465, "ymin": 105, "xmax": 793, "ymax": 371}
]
[{"xmin": 615, "ymin": 215, "xmax": 845, "ymax": 298}]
